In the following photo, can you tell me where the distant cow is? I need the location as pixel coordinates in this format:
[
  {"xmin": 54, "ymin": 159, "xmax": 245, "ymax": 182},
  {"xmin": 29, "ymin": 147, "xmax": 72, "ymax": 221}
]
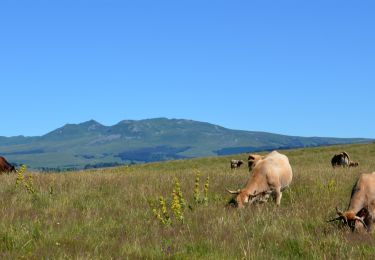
[
  {"xmin": 230, "ymin": 159, "xmax": 244, "ymax": 169},
  {"xmin": 328, "ymin": 172, "xmax": 375, "ymax": 232},
  {"xmin": 0, "ymin": 156, "xmax": 16, "ymax": 173},
  {"xmin": 349, "ymin": 161, "xmax": 359, "ymax": 167},
  {"xmin": 331, "ymin": 152, "xmax": 358, "ymax": 168},
  {"xmin": 227, "ymin": 151, "xmax": 293, "ymax": 208}
]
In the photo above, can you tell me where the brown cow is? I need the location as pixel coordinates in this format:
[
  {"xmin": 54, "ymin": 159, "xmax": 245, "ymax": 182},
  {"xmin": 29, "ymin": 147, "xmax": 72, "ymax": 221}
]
[
  {"xmin": 328, "ymin": 172, "xmax": 375, "ymax": 232},
  {"xmin": 331, "ymin": 152, "xmax": 350, "ymax": 167},
  {"xmin": 230, "ymin": 159, "xmax": 244, "ymax": 169},
  {"xmin": 0, "ymin": 156, "xmax": 16, "ymax": 173},
  {"xmin": 331, "ymin": 151, "xmax": 358, "ymax": 168},
  {"xmin": 349, "ymin": 161, "xmax": 359, "ymax": 167}
]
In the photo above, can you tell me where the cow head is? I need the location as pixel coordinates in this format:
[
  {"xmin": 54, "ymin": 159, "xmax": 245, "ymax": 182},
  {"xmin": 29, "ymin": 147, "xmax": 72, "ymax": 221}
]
[
  {"xmin": 248, "ymin": 154, "xmax": 263, "ymax": 171},
  {"xmin": 226, "ymin": 189, "xmax": 248, "ymax": 208},
  {"xmin": 328, "ymin": 207, "xmax": 368, "ymax": 231},
  {"xmin": 226, "ymin": 189, "xmax": 265, "ymax": 208}
]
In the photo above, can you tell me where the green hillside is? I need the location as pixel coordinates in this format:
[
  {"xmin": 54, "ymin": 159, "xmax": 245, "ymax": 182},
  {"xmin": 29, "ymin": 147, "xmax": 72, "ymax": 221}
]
[
  {"xmin": 1, "ymin": 143, "xmax": 375, "ymax": 258},
  {"xmin": 0, "ymin": 118, "xmax": 371, "ymax": 170}
]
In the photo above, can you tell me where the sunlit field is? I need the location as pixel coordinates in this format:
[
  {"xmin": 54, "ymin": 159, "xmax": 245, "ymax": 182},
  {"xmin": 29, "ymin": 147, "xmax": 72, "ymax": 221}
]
[{"xmin": 1, "ymin": 143, "xmax": 375, "ymax": 259}]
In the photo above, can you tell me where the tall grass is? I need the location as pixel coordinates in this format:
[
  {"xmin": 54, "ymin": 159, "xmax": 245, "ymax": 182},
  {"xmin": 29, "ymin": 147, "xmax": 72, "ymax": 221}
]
[{"xmin": 0, "ymin": 143, "xmax": 375, "ymax": 258}]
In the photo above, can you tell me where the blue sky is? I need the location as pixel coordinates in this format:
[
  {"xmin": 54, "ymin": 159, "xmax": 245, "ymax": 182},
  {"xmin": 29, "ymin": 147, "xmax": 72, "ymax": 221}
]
[{"xmin": 1, "ymin": 0, "xmax": 374, "ymax": 138}]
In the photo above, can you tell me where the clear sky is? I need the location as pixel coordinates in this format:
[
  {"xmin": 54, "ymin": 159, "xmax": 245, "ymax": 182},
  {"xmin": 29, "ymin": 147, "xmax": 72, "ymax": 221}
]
[{"xmin": 1, "ymin": 0, "xmax": 374, "ymax": 138}]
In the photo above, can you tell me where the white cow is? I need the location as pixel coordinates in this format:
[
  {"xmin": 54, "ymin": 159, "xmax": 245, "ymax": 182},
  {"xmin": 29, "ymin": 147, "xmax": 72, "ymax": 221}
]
[{"xmin": 227, "ymin": 151, "xmax": 293, "ymax": 208}]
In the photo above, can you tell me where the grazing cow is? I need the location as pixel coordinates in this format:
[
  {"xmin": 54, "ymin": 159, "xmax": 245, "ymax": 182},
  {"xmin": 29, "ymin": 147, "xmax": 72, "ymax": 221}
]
[
  {"xmin": 230, "ymin": 159, "xmax": 244, "ymax": 169},
  {"xmin": 331, "ymin": 152, "xmax": 350, "ymax": 167},
  {"xmin": 349, "ymin": 161, "xmax": 359, "ymax": 167},
  {"xmin": 248, "ymin": 154, "xmax": 264, "ymax": 171},
  {"xmin": 0, "ymin": 156, "xmax": 16, "ymax": 173},
  {"xmin": 331, "ymin": 151, "xmax": 359, "ymax": 168},
  {"xmin": 227, "ymin": 151, "xmax": 293, "ymax": 208},
  {"xmin": 328, "ymin": 172, "xmax": 375, "ymax": 232}
]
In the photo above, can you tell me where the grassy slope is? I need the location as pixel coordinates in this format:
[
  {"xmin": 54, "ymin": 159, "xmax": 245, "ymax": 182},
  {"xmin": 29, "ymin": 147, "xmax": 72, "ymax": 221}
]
[{"xmin": 1, "ymin": 143, "xmax": 375, "ymax": 258}]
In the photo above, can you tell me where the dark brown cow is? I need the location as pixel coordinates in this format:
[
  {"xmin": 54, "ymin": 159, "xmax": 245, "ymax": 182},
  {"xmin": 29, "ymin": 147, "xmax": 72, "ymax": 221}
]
[
  {"xmin": 0, "ymin": 156, "xmax": 16, "ymax": 173},
  {"xmin": 230, "ymin": 159, "xmax": 244, "ymax": 169},
  {"xmin": 331, "ymin": 152, "xmax": 350, "ymax": 167},
  {"xmin": 349, "ymin": 161, "xmax": 359, "ymax": 167},
  {"xmin": 331, "ymin": 151, "xmax": 359, "ymax": 168}
]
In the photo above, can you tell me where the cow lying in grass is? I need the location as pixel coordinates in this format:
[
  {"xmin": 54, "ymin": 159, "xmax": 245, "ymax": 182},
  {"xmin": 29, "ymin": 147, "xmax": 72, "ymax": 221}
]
[
  {"xmin": 349, "ymin": 161, "xmax": 359, "ymax": 167},
  {"xmin": 227, "ymin": 151, "xmax": 293, "ymax": 208},
  {"xmin": 328, "ymin": 172, "xmax": 375, "ymax": 232}
]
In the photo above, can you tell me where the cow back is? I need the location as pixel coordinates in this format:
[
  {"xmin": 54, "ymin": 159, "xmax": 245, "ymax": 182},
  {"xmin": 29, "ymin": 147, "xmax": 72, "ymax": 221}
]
[{"xmin": 255, "ymin": 151, "xmax": 293, "ymax": 189}]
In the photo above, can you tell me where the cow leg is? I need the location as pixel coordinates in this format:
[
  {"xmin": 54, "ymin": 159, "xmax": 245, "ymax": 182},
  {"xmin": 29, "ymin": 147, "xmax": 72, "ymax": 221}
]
[{"xmin": 275, "ymin": 187, "xmax": 282, "ymax": 206}]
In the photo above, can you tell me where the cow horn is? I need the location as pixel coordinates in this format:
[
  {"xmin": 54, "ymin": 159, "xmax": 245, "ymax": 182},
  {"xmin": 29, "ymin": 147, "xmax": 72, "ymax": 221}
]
[
  {"xmin": 226, "ymin": 188, "xmax": 241, "ymax": 194},
  {"xmin": 354, "ymin": 216, "xmax": 369, "ymax": 231},
  {"xmin": 335, "ymin": 207, "xmax": 343, "ymax": 215},
  {"xmin": 335, "ymin": 207, "xmax": 348, "ymax": 223},
  {"xmin": 327, "ymin": 207, "xmax": 345, "ymax": 223}
]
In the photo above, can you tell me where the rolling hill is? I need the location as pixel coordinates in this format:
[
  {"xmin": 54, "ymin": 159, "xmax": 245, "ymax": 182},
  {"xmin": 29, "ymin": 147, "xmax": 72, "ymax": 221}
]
[{"xmin": 0, "ymin": 118, "xmax": 372, "ymax": 170}]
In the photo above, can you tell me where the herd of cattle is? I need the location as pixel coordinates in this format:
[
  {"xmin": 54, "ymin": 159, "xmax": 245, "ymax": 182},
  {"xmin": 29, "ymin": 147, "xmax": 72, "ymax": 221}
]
[
  {"xmin": 229, "ymin": 150, "xmax": 374, "ymax": 233},
  {"xmin": 0, "ymin": 151, "xmax": 373, "ymax": 232}
]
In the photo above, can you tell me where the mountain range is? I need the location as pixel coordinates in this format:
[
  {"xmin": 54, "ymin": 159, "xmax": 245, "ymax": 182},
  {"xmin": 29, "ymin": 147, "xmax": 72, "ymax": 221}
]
[{"xmin": 0, "ymin": 118, "xmax": 372, "ymax": 170}]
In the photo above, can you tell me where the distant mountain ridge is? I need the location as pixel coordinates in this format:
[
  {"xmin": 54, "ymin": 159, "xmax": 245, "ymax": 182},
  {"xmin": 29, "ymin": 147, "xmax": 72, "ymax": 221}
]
[{"xmin": 0, "ymin": 118, "xmax": 372, "ymax": 170}]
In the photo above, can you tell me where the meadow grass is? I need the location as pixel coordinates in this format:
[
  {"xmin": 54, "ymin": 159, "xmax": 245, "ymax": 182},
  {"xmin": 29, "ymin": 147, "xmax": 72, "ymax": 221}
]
[{"xmin": 1, "ymin": 143, "xmax": 375, "ymax": 259}]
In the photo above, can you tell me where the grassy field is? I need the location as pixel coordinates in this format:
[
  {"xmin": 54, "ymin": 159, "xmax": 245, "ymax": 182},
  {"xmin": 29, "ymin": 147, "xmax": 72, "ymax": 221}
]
[{"xmin": 1, "ymin": 143, "xmax": 375, "ymax": 259}]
